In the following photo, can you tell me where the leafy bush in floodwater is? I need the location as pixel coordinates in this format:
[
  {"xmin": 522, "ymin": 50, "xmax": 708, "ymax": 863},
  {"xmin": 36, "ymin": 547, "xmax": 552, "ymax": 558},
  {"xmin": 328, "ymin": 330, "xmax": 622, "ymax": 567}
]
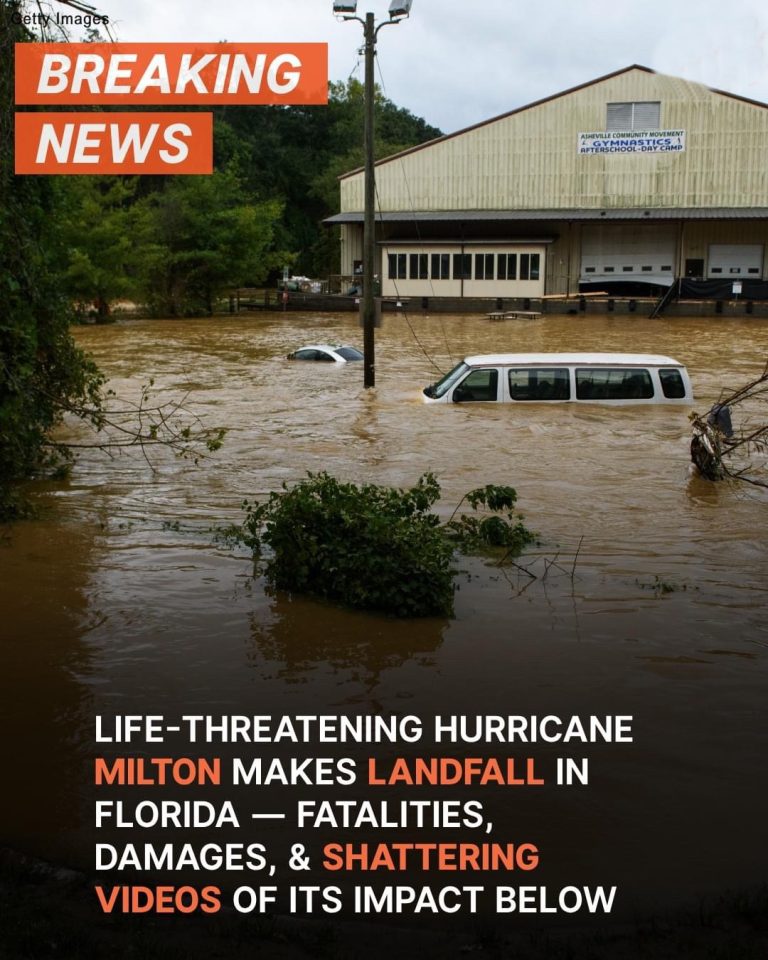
[{"xmin": 235, "ymin": 472, "xmax": 534, "ymax": 618}]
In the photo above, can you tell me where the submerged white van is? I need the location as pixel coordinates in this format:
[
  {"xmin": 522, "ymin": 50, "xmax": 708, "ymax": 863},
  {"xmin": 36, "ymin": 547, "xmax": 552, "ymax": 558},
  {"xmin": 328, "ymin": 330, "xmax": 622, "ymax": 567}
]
[{"xmin": 422, "ymin": 353, "xmax": 693, "ymax": 405}]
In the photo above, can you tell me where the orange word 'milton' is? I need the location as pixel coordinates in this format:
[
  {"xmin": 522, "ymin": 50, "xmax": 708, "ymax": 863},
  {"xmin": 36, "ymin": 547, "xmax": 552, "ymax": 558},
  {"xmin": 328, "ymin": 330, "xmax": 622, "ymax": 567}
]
[
  {"xmin": 94, "ymin": 756, "xmax": 221, "ymax": 786},
  {"xmin": 15, "ymin": 43, "xmax": 328, "ymax": 104},
  {"xmin": 15, "ymin": 112, "xmax": 212, "ymax": 174}
]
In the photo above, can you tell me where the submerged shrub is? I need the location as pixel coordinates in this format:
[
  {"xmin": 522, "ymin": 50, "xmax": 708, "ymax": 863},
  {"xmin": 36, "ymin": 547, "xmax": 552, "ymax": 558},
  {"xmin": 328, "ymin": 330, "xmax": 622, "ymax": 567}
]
[
  {"xmin": 445, "ymin": 484, "xmax": 536, "ymax": 554},
  {"xmin": 235, "ymin": 472, "xmax": 534, "ymax": 618}
]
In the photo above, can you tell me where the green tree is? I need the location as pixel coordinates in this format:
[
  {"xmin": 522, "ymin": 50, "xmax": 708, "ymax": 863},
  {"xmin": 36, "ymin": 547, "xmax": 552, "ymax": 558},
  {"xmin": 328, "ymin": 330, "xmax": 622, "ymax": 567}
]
[
  {"xmin": 130, "ymin": 169, "xmax": 286, "ymax": 316},
  {"xmin": 60, "ymin": 176, "xmax": 139, "ymax": 321},
  {"xmin": 0, "ymin": 3, "xmax": 104, "ymax": 517},
  {"xmin": 212, "ymin": 80, "xmax": 442, "ymax": 277}
]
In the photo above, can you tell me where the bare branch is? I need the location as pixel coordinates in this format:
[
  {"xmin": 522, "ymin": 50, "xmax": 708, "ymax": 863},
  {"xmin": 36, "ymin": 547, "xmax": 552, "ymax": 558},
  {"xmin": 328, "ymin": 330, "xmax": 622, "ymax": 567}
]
[{"xmin": 690, "ymin": 360, "xmax": 768, "ymax": 486}]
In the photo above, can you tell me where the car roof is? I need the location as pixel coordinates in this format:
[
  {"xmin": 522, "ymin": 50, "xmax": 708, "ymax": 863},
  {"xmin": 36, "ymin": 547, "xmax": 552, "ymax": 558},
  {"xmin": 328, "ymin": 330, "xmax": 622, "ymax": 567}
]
[
  {"xmin": 462, "ymin": 352, "xmax": 684, "ymax": 367},
  {"xmin": 294, "ymin": 344, "xmax": 344, "ymax": 352}
]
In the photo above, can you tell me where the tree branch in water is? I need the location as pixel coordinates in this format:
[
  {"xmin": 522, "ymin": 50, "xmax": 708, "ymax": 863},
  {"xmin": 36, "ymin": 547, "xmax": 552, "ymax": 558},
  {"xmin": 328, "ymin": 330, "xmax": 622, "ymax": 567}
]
[{"xmin": 690, "ymin": 360, "xmax": 768, "ymax": 487}]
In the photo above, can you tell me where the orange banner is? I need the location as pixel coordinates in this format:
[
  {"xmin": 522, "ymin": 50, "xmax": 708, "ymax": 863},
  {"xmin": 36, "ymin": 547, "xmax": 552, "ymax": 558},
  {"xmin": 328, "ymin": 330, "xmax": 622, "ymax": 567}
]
[
  {"xmin": 15, "ymin": 43, "xmax": 328, "ymax": 105},
  {"xmin": 15, "ymin": 112, "xmax": 213, "ymax": 174}
]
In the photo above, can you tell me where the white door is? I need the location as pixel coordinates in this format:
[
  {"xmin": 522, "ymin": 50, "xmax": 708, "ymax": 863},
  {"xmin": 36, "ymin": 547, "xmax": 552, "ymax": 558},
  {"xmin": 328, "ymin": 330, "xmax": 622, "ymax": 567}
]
[
  {"xmin": 707, "ymin": 244, "xmax": 763, "ymax": 279},
  {"xmin": 581, "ymin": 225, "xmax": 676, "ymax": 286}
]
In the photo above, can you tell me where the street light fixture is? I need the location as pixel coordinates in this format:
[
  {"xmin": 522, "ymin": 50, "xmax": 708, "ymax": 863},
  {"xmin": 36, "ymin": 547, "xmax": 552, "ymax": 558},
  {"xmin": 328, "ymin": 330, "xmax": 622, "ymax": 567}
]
[
  {"xmin": 334, "ymin": 3, "xmax": 414, "ymax": 388},
  {"xmin": 388, "ymin": 0, "xmax": 413, "ymax": 19},
  {"xmin": 332, "ymin": 1, "xmax": 358, "ymax": 15}
]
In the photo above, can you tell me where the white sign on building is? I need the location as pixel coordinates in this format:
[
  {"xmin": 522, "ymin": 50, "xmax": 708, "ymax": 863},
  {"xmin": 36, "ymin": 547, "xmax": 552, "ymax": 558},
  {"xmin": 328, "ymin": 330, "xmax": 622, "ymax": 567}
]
[{"xmin": 578, "ymin": 131, "xmax": 686, "ymax": 155}]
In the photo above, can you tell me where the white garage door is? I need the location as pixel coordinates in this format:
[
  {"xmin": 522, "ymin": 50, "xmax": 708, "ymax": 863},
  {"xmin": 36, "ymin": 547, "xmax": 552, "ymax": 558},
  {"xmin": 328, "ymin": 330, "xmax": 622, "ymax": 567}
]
[
  {"xmin": 707, "ymin": 244, "xmax": 763, "ymax": 279},
  {"xmin": 581, "ymin": 225, "xmax": 677, "ymax": 286}
]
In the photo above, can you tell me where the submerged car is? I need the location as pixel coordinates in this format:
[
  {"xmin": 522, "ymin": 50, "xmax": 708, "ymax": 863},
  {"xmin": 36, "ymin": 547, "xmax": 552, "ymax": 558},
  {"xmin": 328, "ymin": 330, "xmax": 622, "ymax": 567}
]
[
  {"xmin": 287, "ymin": 344, "xmax": 363, "ymax": 363},
  {"xmin": 423, "ymin": 353, "xmax": 693, "ymax": 405}
]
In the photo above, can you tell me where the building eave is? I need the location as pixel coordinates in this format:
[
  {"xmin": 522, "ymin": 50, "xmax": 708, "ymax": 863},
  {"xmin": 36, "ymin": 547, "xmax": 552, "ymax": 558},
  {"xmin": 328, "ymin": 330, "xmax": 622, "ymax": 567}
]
[{"xmin": 325, "ymin": 208, "xmax": 768, "ymax": 225}]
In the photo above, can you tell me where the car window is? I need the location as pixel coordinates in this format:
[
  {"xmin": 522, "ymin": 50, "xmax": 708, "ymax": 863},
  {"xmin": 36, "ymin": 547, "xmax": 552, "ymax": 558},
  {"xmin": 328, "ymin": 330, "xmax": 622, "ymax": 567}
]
[
  {"xmin": 659, "ymin": 368, "xmax": 686, "ymax": 398},
  {"xmin": 291, "ymin": 349, "xmax": 318, "ymax": 360},
  {"xmin": 335, "ymin": 347, "xmax": 363, "ymax": 361},
  {"xmin": 508, "ymin": 368, "xmax": 570, "ymax": 401},
  {"xmin": 453, "ymin": 369, "xmax": 499, "ymax": 402},
  {"xmin": 428, "ymin": 362, "xmax": 469, "ymax": 399},
  {"xmin": 576, "ymin": 368, "xmax": 654, "ymax": 400}
]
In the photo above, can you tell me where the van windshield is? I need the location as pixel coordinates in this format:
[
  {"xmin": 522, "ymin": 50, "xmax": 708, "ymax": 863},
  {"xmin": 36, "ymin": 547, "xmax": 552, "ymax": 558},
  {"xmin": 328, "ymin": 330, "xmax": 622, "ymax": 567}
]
[{"xmin": 425, "ymin": 362, "xmax": 469, "ymax": 399}]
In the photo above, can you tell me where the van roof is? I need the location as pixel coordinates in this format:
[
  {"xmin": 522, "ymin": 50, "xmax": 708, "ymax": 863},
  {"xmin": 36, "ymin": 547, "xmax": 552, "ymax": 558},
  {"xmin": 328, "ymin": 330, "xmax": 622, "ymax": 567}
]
[{"xmin": 463, "ymin": 352, "xmax": 684, "ymax": 367}]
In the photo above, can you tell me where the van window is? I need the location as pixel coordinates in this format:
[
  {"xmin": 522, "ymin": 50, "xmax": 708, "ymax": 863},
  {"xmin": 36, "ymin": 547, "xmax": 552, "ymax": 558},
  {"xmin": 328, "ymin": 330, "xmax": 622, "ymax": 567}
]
[
  {"xmin": 508, "ymin": 368, "xmax": 570, "ymax": 401},
  {"xmin": 659, "ymin": 368, "xmax": 686, "ymax": 398},
  {"xmin": 576, "ymin": 368, "xmax": 654, "ymax": 400},
  {"xmin": 427, "ymin": 361, "xmax": 469, "ymax": 399},
  {"xmin": 454, "ymin": 369, "xmax": 498, "ymax": 402}
]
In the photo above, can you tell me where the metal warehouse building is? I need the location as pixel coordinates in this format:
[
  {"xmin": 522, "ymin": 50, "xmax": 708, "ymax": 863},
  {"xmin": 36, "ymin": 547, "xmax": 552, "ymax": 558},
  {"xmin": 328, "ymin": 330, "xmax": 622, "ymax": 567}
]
[{"xmin": 326, "ymin": 65, "xmax": 768, "ymax": 311}]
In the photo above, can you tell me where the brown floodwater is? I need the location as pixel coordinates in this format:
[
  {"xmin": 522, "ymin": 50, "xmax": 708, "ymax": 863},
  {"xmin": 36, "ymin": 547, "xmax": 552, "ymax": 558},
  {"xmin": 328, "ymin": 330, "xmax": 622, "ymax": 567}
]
[{"xmin": 1, "ymin": 310, "xmax": 767, "ymax": 930}]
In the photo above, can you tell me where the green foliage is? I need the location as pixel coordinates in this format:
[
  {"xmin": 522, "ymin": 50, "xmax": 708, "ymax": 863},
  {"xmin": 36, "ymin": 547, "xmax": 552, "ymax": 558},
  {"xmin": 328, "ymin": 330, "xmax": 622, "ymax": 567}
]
[
  {"xmin": 232, "ymin": 474, "xmax": 534, "ymax": 618},
  {"xmin": 445, "ymin": 484, "xmax": 536, "ymax": 554},
  {"xmin": 214, "ymin": 79, "xmax": 442, "ymax": 276},
  {"xmin": 59, "ymin": 177, "xmax": 139, "ymax": 320},
  {"xmin": 0, "ymin": 4, "xmax": 105, "ymax": 517},
  {"xmin": 128, "ymin": 168, "xmax": 285, "ymax": 316},
  {"xmin": 238, "ymin": 472, "xmax": 456, "ymax": 618},
  {"xmin": 0, "ymin": 7, "xmax": 441, "ymax": 517}
]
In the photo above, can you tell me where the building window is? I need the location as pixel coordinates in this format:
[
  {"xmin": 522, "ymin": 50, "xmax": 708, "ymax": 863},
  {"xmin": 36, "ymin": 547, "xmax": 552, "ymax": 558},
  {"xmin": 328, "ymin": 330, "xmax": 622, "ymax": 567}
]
[
  {"xmin": 453, "ymin": 253, "xmax": 472, "ymax": 280},
  {"xmin": 431, "ymin": 253, "xmax": 450, "ymax": 280},
  {"xmin": 475, "ymin": 253, "xmax": 495, "ymax": 280},
  {"xmin": 498, "ymin": 253, "xmax": 517, "ymax": 280},
  {"xmin": 520, "ymin": 253, "xmax": 540, "ymax": 281},
  {"xmin": 606, "ymin": 101, "xmax": 660, "ymax": 131},
  {"xmin": 387, "ymin": 253, "xmax": 406, "ymax": 280},
  {"xmin": 409, "ymin": 253, "xmax": 428, "ymax": 279}
]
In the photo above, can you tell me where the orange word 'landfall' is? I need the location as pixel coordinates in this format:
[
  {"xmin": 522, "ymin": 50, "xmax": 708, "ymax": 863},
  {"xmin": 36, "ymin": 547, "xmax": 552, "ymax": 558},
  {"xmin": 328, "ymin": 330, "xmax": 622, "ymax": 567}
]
[{"xmin": 368, "ymin": 757, "xmax": 545, "ymax": 786}]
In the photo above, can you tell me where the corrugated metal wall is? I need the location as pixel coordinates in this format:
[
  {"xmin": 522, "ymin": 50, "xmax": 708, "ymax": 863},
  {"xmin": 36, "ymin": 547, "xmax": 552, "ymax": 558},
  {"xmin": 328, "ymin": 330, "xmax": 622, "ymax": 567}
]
[{"xmin": 340, "ymin": 68, "xmax": 768, "ymax": 213}]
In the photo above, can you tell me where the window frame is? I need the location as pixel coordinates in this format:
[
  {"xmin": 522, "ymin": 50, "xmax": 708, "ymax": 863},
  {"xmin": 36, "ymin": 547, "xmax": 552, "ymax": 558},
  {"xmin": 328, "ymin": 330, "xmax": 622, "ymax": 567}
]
[
  {"xmin": 520, "ymin": 253, "xmax": 540, "ymax": 281},
  {"xmin": 431, "ymin": 252, "xmax": 450, "ymax": 280},
  {"xmin": 498, "ymin": 253, "xmax": 518, "ymax": 280},
  {"xmin": 508, "ymin": 367, "xmax": 571, "ymax": 402},
  {"xmin": 575, "ymin": 367, "xmax": 655, "ymax": 401},
  {"xmin": 452, "ymin": 368, "xmax": 499, "ymax": 403},
  {"xmin": 387, "ymin": 252, "xmax": 407, "ymax": 280},
  {"xmin": 659, "ymin": 368, "xmax": 686, "ymax": 399},
  {"xmin": 474, "ymin": 253, "xmax": 495, "ymax": 280},
  {"xmin": 409, "ymin": 253, "xmax": 428, "ymax": 280},
  {"xmin": 606, "ymin": 101, "xmax": 661, "ymax": 132},
  {"xmin": 452, "ymin": 253, "xmax": 472, "ymax": 280}
]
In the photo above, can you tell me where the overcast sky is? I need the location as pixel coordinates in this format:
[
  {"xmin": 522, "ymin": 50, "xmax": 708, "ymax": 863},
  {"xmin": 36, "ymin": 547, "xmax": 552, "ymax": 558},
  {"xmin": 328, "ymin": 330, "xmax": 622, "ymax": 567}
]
[{"xmin": 88, "ymin": 0, "xmax": 768, "ymax": 134}]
